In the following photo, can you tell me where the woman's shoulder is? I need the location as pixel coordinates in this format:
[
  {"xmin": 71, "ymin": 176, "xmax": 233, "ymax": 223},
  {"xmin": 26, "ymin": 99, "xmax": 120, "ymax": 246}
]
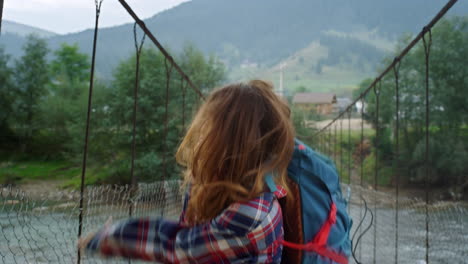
[{"xmin": 213, "ymin": 186, "xmax": 285, "ymax": 235}]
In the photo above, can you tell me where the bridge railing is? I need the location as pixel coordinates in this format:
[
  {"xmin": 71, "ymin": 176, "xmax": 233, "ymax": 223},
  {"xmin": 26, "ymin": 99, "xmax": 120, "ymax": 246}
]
[
  {"xmin": 75, "ymin": 1, "xmax": 207, "ymax": 263},
  {"xmin": 0, "ymin": 0, "xmax": 467, "ymax": 263},
  {"xmin": 1, "ymin": 0, "xmax": 204, "ymax": 263},
  {"xmin": 309, "ymin": 0, "xmax": 467, "ymax": 263}
]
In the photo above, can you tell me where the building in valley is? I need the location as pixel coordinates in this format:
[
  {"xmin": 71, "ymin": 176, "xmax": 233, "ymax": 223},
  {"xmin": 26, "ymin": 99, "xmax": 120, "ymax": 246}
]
[{"xmin": 292, "ymin": 92, "xmax": 337, "ymax": 115}]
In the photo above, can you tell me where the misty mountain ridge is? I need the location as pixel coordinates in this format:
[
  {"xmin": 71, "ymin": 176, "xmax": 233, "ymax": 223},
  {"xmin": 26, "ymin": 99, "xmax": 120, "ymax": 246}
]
[
  {"xmin": 2, "ymin": 20, "xmax": 58, "ymax": 38},
  {"xmin": 1, "ymin": 0, "xmax": 467, "ymax": 92}
]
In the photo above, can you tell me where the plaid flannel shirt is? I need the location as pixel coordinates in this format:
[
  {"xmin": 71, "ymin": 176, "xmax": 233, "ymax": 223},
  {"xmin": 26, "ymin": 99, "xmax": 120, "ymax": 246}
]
[{"xmin": 85, "ymin": 186, "xmax": 287, "ymax": 263}]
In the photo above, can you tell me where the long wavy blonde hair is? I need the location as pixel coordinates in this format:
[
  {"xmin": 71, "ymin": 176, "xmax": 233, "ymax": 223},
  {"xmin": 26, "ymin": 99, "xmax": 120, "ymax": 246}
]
[{"xmin": 176, "ymin": 80, "xmax": 295, "ymax": 225}]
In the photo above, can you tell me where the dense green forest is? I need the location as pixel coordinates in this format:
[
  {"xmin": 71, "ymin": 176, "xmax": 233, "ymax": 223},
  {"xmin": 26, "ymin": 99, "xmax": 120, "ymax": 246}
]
[
  {"xmin": 1, "ymin": 15, "xmax": 467, "ymax": 199},
  {"xmin": 0, "ymin": 36, "xmax": 225, "ymax": 186},
  {"xmin": 349, "ymin": 17, "xmax": 468, "ymax": 197}
]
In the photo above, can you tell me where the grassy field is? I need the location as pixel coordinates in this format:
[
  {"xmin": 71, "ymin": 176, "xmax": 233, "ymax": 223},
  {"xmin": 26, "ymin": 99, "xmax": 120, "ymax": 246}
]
[
  {"xmin": 0, "ymin": 161, "xmax": 80, "ymax": 183},
  {"xmin": 0, "ymin": 160, "xmax": 113, "ymax": 188}
]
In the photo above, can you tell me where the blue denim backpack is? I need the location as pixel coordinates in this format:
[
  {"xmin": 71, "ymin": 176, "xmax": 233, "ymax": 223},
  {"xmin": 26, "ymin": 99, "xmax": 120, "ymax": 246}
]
[{"xmin": 267, "ymin": 139, "xmax": 352, "ymax": 264}]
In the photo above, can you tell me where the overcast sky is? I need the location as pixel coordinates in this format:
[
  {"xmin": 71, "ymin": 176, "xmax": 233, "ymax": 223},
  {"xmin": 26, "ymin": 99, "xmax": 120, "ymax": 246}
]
[{"xmin": 3, "ymin": 0, "xmax": 190, "ymax": 34}]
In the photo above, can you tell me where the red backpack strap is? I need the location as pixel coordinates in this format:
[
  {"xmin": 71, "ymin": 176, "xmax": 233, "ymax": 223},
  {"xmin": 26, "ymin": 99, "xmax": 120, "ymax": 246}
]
[
  {"xmin": 312, "ymin": 203, "xmax": 337, "ymax": 245},
  {"xmin": 281, "ymin": 202, "xmax": 348, "ymax": 264}
]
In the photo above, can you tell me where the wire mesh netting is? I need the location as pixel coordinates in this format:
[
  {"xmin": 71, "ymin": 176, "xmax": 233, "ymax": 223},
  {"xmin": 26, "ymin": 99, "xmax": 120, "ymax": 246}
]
[
  {"xmin": 344, "ymin": 184, "xmax": 468, "ymax": 264},
  {"xmin": 1, "ymin": 182, "xmax": 467, "ymax": 263},
  {"xmin": 309, "ymin": 0, "xmax": 468, "ymax": 263},
  {"xmin": 0, "ymin": 180, "xmax": 184, "ymax": 264}
]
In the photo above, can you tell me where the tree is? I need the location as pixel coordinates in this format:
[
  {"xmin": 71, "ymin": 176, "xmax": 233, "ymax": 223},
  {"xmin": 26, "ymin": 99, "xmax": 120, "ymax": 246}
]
[
  {"xmin": 13, "ymin": 34, "xmax": 49, "ymax": 152},
  {"xmin": 0, "ymin": 46, "xmax": 14, "ymax": 127},
  {"xmin": 38, "ymin": 43, "xmax": 91, "ymax": 156},
  {"xmin": 0, "ymin": 46, "xmax": 16, "ymax": 149},
  {"xmin": 178, "ymin": 43, "xmax": 226, "ymax": 92},
  {"xmin": 353, "ymin": 16, "xmax": 468, "ymax": 188},
  {"xmin": 106, "ymin": 46, "xmax": 226, "ymax": 182},
  {"xmin": 50, "ymin": 43, "xmax": 90, "ymax": 83},
  {"xmin": 427, "ymin": 17, "xmax": 468, "ymax": 133}
]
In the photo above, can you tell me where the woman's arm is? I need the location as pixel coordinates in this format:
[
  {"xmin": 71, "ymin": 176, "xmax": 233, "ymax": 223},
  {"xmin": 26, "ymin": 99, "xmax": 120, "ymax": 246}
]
[
  {"xmin": 81, "ymin": 192, "xmax": 283, "ymax": 263},
  {"xmin": 86, "ymin": 217, "xmax": 245, "ymax": 262}
]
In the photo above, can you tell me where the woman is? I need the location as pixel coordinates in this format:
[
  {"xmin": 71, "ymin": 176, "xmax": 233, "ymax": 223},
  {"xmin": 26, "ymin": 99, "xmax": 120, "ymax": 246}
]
[{"xmin": 79, "ymin": 80, "xmax": 295, "ymax": 263}]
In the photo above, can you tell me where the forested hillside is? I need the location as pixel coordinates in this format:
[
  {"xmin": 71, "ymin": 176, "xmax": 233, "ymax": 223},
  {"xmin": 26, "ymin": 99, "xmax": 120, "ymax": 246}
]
[
  {"xmin": 2, "ymin": 21, "xmax": 57, "ymax": 38},
  {"xmin": 1, "ymin": 1, "xmax": 467, "ymax": 194},
  {"xmin": 1, "ymin": 0, "xmax": 467, "ymax": 89}
]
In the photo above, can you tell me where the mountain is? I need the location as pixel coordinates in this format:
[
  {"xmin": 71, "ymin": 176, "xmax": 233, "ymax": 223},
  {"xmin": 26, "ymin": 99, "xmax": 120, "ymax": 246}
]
[
  {"xmin": 2, "ymin": 20, "xmax": 58, "ymax": 38},
  {"xmin": 1, "ymin": 0, "xmax": 467, "ymax": 91}
]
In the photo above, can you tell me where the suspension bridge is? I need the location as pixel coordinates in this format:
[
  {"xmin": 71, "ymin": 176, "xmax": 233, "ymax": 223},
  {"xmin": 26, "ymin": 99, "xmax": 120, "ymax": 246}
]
[{"xmin": 0, "ymin": 0, "xmax": 467, "ymax": 263}]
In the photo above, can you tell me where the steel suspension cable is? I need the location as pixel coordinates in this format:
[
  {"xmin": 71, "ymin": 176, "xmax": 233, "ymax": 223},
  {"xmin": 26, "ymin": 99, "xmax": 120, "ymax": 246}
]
[
  {"xmin": 129, "ymin": 22, "xmax": 146, "ymax": 217},
  {"xmin": 349, "ymin": 95, "xmax": 367, "ymax": 263},
  {"xmin": 180, "ymin": 76, "xmax": 188, "ymax": 132},
  {"xmin": 0, "ymin": 0, "xmax": 4, "ymax": 35},
  {"xmin": 334, "ymin": 123, "xmax": 338, "ymax": 162},
  {"xmin": 159, "ymin": 58, "xmax": 174, "ymax": 219},
  {"xmin": 372, "ymin": 81, "xmax": 381, "ymax": 264},
  {"xmin": 328, "ymin": 127, "xmax": 332, "ymax": 157},
  {"xmin": 318, "ymin": 133, "xmax": 322, "ymax": 153},
  {"xmin": 310, "ymin": 1, "xmax": 459, "ymax": 261},
  {"xmin": 348, "ymin": 110, "xmax": 352, "ymax": 186},
  {"xmin": 340, "ymin": 118, "xmax": 344, "ymax": 176},
  {"xmin": 422, "ymin": 27, "xmax": 433, "ymax": 264},
  {"xmin": 117, "ymin": 0, "xmax": 205, "ymax": 100},
  {"xmin": 321, "ymin": 133, "xmax": 324, "ymax": 154},
  {"xmin": 314, "ymin": 0, "xmax": 458, "ymax": 136},
  {"xmin": 351, "ymin": 196, "xmax": 368, "ymax": 264},
  {"xmin": 392, "ymin": 58, "xmax": 401, "ymax": 264},
  {"xmin": 77, "ymin": 1, "xmax": 103, "ymax": 263},
  {"xmin": 162, "ymin": 59, "xmax": 173, "ymax": 183},
  {"xmin": 353, "ymin": 195, "xmax": 374, "ymax": 264},
  {"xmin": 359, "ymin": 95, "xmax": 365, "ymax": 261}
]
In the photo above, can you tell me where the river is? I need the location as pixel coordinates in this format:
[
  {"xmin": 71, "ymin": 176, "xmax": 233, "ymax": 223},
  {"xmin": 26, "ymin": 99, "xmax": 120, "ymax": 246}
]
[{"xmin": 1, "ymin": 183, "xmax": 467, "ymax": 263}]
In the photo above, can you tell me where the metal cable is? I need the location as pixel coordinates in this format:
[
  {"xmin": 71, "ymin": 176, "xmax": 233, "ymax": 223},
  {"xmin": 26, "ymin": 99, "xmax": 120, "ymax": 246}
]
[
  {"xmin": 347, "ymin": 110, "xmax": 352, "ymax": 186},
  {"xmin": 422, "ymin": 27, "xmax": 433, "ymax": 264},
  {"xmin": 340, "ymin": 118, "xmax": 344, "ymax": 177},
  {"xmin": 180, "ymin": 76, "xmax": 188, "ymax": 132},
  {"xmin": 162, "ymin": 58, "xmax": 173, "ymax": 183},
  {"xmin": 0, "ymin": 0, "xmax": 4, "ymax": 35},
  {"xmin": 328, "ymin": 127, "xmax": 332, "ymax": 157},
  {"xmin": 392, "ymin": 57, "xmax": 401, "ymax": 264},
  {"xmin": 352, "ymin": 195, "xmax": 374, "ymax": 264},
  {"xmin": 334, "ymin": 123, "xmax": 337, "ymax": 162},
  {"xmin": 372, "ymin": 81, "xmax": 381, "ymax": 264},
  {"xmin": 351, "ymin": 197, "xmax": 368, "ymax": 264},
  {"xmin": 117, "ymin": 0, "xmax": 205, "ymax": 101},
  {"xmin": 128, "ymin": 22, "xmax": 146, "ymax": 218},
  {"xmin": 314, "ymin": 0, "xmax": 458, "ymax": 136},
  {"xmin": 77, "ymin": 1, "xmax": 103, "ymax": 263},
  {"xmin": 161, "ymin": 59, "xmax": 173, "ymax": 218},
  {"xmin": 359, "ymin": 94, "xmax": 365, "ymax": 261}
]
